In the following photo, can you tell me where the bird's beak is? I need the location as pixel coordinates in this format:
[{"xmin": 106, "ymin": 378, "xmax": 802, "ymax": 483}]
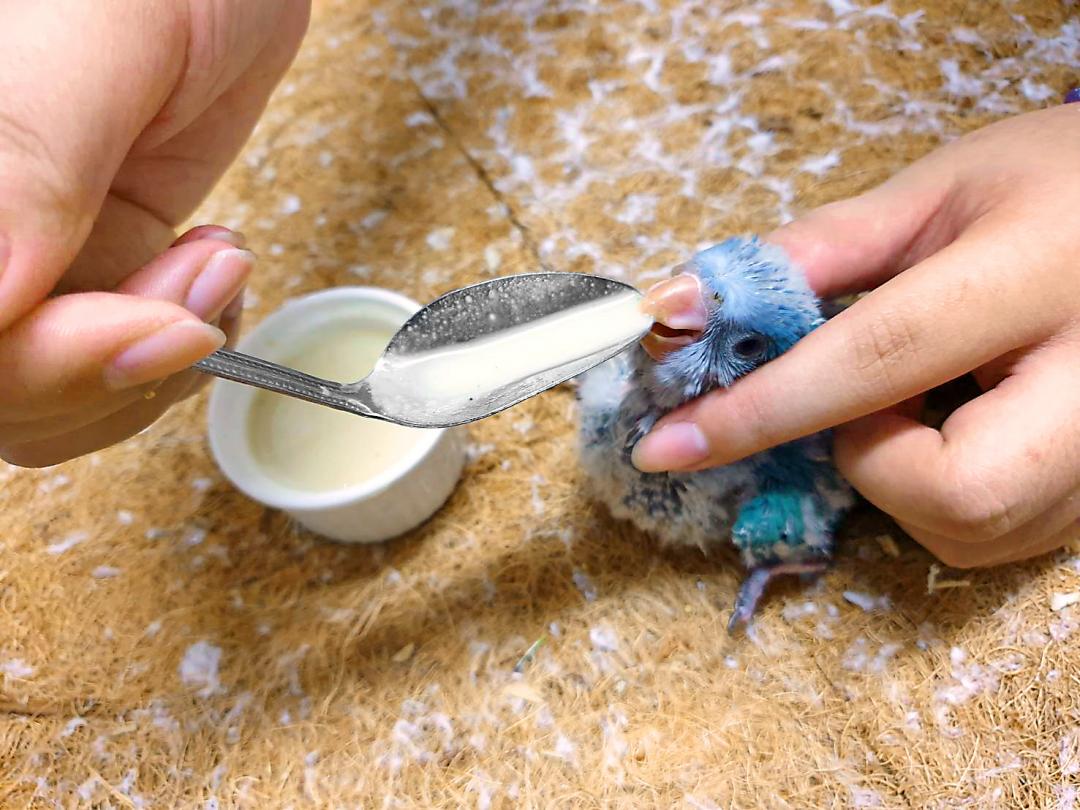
[{"xmin": 640, "ymin": 268, "xmax": 708, "ymax": 361}]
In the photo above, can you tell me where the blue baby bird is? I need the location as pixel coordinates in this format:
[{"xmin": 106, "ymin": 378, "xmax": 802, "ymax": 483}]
[{"xmin": 577, "ymin": 237, "xmax": 855, "ymax": 632}]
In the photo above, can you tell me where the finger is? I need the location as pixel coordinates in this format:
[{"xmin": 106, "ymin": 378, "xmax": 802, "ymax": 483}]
[
  {"xmin": 159, "ymin": 261, "xmax": 250, "ymax": 403},
  {"xmin": 0, "ymin": 294, "xmax": 223, "ymax": 426},
  {"xmin": 835, "ymin": 339, "xmax": 1080, "ymax": 543},
  {"xmin": 53, "ymin": 195, "xmax": 176, "ymax": 295},
  {"xmin": 55, "ymin": 215, "xmax": 249, "ymax": 296},
  {"xmin": 904, "ymin": 490, "xmax": 1080, "ymax": 568},
  {"xmin": 1, "ymin": 366, "xmax": 206, "ymax": 468},
  {"xmin": 3, "ymin": 290, "xmax": 245, "ymax": 465},
  {"xmin": 631, "ymin": 219, "xmax": 1066, "ymax": 472},
  {"xmin": 991, "ymin": 510, "xmax": 1080, "ymax": 565},
  {"xmin": 0, "ymin": 244, "xmax": 251, "ymax": 443},
  {"xmin": 184, "ymin": 288, "xmax": 246, "ymax": 399},
  {"xmin": 116, "ymin": 241, "xmax": 255, "ymax": 323},
  {"xmin": 0, "ymin": 301, "xmax": 241, "ymax": 464},
  {"xmin": 0, "ymin": 2, "xmax": 188, "ymax": 328},
  {"xmin": 220, "ymin": 290, "xmax": 246, "ymax": 347},
  {"xmin": 163, "ymin": 288, "xmax": 246, "ymax": 406},
  {"xmin": 174, "ymin": 226, "xmax": 247, "ymax": 250}
]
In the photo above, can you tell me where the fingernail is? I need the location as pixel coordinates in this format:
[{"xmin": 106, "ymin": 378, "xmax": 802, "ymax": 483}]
[
  {"xmin": 222, "ymin": 286, "xmax": 246, "ymax": 321},
  {"xmin": 216, "ymin": 229, "xmax": 247, "ymax": 248},
  {"xmin": 185, "ymin": 249, "xmax": 255, "ymax": 321},
  {"xmin": 631, "ymin": 421, "xmax": 710, "ymax": 472},
  {"xmin": 105, "ymin": 320, "xmax": 226, "ymax": 390},
  {"xmin": 642, "ymin": 274, "xmax": 708, "ymax": 331},
  {"xmin": 173, "ymin": 226, "xmax": 247, "ymax": 249}
]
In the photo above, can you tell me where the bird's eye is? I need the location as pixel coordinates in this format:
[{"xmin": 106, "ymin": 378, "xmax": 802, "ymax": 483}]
[{"xmin": 732, "ymin": 334, "xmax": 768, "ymax": 361}]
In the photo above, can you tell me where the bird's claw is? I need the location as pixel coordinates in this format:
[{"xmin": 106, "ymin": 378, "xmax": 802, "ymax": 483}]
[{"xmin": 727, "ymin": 560, "xmax": 830, "ymax": 635}]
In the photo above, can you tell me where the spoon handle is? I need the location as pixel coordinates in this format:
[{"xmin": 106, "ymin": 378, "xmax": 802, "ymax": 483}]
[{"xmin": 193, "ymin": 349, "xmax": 382, "ymax": 419}]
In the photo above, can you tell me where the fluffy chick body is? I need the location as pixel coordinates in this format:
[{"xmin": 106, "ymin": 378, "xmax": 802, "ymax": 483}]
[{"xmin": 577, "ymin": 237, "xmax": 855, "ymax": 630}]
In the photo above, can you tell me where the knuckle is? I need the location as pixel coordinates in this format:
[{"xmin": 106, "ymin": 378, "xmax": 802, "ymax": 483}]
[
  {"xmin": 933, "ymin": 467, "xmax": 1016, "ymax": 543},
  {"xmin": 848, "ymin": 309, "xmax": 924, "ymax": 403}
]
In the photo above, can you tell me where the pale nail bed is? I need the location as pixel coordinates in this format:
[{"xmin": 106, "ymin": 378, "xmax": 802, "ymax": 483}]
[
  {"xmin": 185, "ymin": 249, "xmax": 255, "ymax": 321},
  {"xmin": 105, "ymin": 321, "xmax": 226, "ymax": 390}
]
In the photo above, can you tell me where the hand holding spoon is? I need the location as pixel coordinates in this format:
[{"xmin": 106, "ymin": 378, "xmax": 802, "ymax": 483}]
[{"xmin": 194, "ymin": 273, "xmax": 653, "ymax": 428}]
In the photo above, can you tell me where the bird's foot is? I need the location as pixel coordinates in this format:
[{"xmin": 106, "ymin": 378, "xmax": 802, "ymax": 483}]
[{"xmin": 727, "ymin": 560, "xmax": 829, "ymax": 635}]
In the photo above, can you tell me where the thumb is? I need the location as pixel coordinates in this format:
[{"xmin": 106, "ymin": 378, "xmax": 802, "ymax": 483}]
[{"xmin": 0, "ymin": 2, "xmax": 187, "ymax": 330}]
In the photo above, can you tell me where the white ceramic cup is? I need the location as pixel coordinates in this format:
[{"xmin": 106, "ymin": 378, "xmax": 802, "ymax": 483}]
[{"xmin": 206, "ymin": 287, "xmax": 466, "ymax": 543}]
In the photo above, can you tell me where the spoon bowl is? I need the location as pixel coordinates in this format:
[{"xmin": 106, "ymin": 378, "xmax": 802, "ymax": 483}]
[{"xmin": 194, "ymin": 272, "xmax": 653, "ymax": 428}]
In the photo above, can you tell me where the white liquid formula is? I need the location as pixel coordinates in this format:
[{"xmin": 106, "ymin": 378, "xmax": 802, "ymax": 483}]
[{"xmin": 248, "ymin": 322, "xmax": 424, "ymax": 492}]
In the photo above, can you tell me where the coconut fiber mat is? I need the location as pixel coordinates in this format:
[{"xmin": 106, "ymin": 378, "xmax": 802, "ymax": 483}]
[{"xmin": 2, "ymin": 0, "xmax": 1079, "ymax": 807}]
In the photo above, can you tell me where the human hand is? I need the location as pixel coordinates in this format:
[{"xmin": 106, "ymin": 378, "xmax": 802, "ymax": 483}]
[
  {"xmin": 0, "ymin": 1, "xmax": 310, "ymax": 467},
  {"xmin": 632, "ymin": 104, "xmax": 1080, "ymax": 568}
]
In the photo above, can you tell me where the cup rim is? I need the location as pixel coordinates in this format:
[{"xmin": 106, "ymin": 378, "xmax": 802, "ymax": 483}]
[{"xmin": 207, "ymin": 286, "xmax": 449, "ymax": 512}]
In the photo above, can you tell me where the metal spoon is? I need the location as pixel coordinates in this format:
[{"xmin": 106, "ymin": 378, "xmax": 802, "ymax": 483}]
[{"xmin": 193, "ymin": 272, "xmax": 652, "ymax": 428}]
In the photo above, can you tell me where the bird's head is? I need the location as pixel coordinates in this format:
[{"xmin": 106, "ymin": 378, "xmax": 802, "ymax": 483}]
[{"xmin": 639, "ymin": 237, "xmax": 823, "ymax": 409}]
